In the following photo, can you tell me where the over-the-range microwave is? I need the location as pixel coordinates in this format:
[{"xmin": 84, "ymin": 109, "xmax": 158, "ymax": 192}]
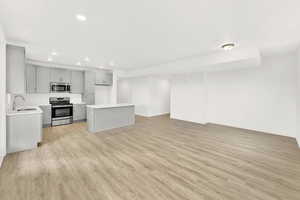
[{"xmin": 50, "ymin": 82, "xmax": 71, "ymax": 93}]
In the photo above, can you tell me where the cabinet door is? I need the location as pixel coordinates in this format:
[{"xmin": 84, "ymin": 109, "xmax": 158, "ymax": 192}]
[
  {"xmin": 71, "ymin": 70, "xmax": 84, "ymax": 93},
  {"xmin": 95, "ymin": 70, "xmax": 112, "ymax": 85},
  {"xmin": 84, "ymin": 71, "xmax": 95, "ymax": 93},
  {"xmin": 6, "ymin": 45, "xmax": 26, "ymax": 93},
  {"xmin": 26, "ymin": 64, "xmax": 36, "ymax": 93},
  {"xmin": 73, "ymin": 104, "xmax": 86, "ymax": 121},
  {"xmin": 39, "ymin": 105, "xmax": 51, "ymax": 125},
  {"xmin": 104, "ymin": 72, "xmax": 113, "ymax": 85},
  {"xmin": 50, "ymin": 68, "xmax": 71, "ymax": 83},
  {"xmin": 36, "ymin": 67, "xmax": 51, "ymax": 93}
]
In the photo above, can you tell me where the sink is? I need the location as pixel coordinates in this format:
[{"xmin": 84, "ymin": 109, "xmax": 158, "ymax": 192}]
[
  {"xmin": 16, "ymin": 108, "xmax": 37, "ymax": 112},
  {"xmin": 7, "ymin": 107, "xmax": 42, "ymax": 116}
]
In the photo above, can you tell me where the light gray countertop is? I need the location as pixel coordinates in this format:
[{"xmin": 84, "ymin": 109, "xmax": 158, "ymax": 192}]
[
  {"xmin": 87, "ymin": 104, "xmax": 134, "ymax": 109},
  {"xmin": 7, "ymin": 106, "xmax": 43, "ymax": 116}
]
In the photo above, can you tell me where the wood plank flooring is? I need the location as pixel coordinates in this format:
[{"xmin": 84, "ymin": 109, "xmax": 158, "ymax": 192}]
[{"xmin": 0, "ymin": 115, "xmax": 300, "ymax": 200}]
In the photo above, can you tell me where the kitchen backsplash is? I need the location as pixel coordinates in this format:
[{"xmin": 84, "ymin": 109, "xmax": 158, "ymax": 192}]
[
  {"xmin": 25, "ymin": 93, "xmax": 82, "ymax": 105},
  {"xmin": 7, "ymin": 93, "xmax": 83, "ymax": 110}
]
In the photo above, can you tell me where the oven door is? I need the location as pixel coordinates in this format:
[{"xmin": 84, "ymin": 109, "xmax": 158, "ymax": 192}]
[{"xmin": 52, "ymin": 106, "xmax": 73, "ymax": 119}]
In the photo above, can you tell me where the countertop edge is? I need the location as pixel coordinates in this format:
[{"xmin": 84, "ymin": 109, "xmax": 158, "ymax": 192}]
[{"xmin": 87, "ymin": 104, "xmax": 134, "ymax": 109}]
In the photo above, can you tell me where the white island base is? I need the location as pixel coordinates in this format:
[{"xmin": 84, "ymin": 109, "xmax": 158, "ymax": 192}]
[{"xmin": 87, "ymin": 104, "xmax": 135, "ymax": 133}]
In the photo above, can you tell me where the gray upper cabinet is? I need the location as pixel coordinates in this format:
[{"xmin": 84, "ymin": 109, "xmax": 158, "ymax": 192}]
[
  {"xmin": 71, "ymin": 70, "xmax": 84, "ymax": 94},
  {"xmin": 6, "ymin": 45, "xmax": 26, "ymax": 94},
  {"xmin": 36, "ymin": 67, "xmax": 51, "ymax": 93},
  {"xmin": 84, "ymin": 71, "xmax": 96, "ymax": 93},
  {"xmin": 26, "ymin": 64, "xmax": 36, "ymax": 93},
  {"xmin": 95, "ymin": 70, "xmax": 113, "ymax": 86},
  {"xmin": 24, "ymin": 65, "xmax": 86, "ymax": 94},
  {"xmin": 50, "ymin": 68, "xmax": 71, "ymax": 83}
]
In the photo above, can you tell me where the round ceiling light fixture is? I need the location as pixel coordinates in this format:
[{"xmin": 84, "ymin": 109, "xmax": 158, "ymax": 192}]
[
  {"xmin": 84, "ymin": 57, "xmax": 90, "ymax": 62},
  {"xmin": 51, "ymin": 51, "xmax": 57, "ymax": 56},
  {"xmin": 108, "ymin": 60, "xmax": 115, "ymax": 67},
  {"xmin": 47, "ymin": 57, "xmax": 53, "ymax": 62},
  {"xmin": 76, "ymin": 14, "xmax": 87, "ymax": 21},
  {"xmin": 221, "ymin": 43, "xmax": 235, "ymax": 50},
  {"xmin": 76, "ymin": 62, "xmax": 81, "ymax": 66}
]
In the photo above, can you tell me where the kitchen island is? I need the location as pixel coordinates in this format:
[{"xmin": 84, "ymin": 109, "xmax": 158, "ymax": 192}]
[{"xmin": 86, "ymin": 104, "xmax": 135, "ymax": 133}]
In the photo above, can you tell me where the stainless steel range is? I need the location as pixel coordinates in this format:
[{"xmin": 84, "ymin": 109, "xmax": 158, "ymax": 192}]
[{"xmin": 49, "ymin": 97, "xmax": 73, "ymax": 126}]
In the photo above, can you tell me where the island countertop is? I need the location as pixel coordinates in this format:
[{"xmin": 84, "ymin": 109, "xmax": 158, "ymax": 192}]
[{"xmin": 87, "ymin": 104, "xmax": 134, "ymax": 109}]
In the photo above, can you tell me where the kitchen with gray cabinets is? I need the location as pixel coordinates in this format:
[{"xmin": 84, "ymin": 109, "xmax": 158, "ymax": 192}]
[{"xmin": 6, "ymin": 44, "xmax": 114, "ymax": 128}]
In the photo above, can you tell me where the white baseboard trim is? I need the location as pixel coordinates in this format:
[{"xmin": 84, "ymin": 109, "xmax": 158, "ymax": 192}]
[
  {"xmin": 297, "ymin": 137, "xmax": 300, "ymax": 148},
  {"xmin": 0, "ymin": 156, "xmax": 4, "ymax": 168},
  {"xmin": 135, "ymin": 112, "xmax": 170, "ymax": 118},
  {"xmin": 148, "ymin": 112, "xmax": 170, "ymax": 117},
  {"xmin": 170, "ymin": 116, "xmax": 208, "ymax": 125}
]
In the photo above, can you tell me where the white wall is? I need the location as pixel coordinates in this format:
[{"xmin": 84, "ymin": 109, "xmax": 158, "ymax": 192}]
[
  {"xmin": 297, "ymin": 49, "xmax": 300, "ymax": 146},
  {"xmin": 207, "ymin": 53, "xmax": 297, "ymax": 137},
  {"xmin": 171, "ymin": 52, "xmax": 297, "ymax": 138},
  {"xmin": 118, "ymin": 76, "xmax": 170, "ymax": 117},
  {"xmin": 122, "ymin": 47, "xmax": 261, "ymax": 78},
  {"xmin": 118, "ymin": 79, "xmax": 131, "ymax": 104},
  {"xmin": 95, "ymin": 86, "xmax": 111, "ymax": 104},
  {"xmin": 149, "ymin": 77, "xmax": 171, "ymax": 116},
  {"xmin": 0, "ymin": 25, "xmax": 6, "ymax": 164},
  {"xmin": 170, "ymin": 74, "xmax": 207, "ymax": 124},
  {"xmin": 94, "ymin": 70, "xmax": 119, "ymax": 105},
  {"xmin": 127, "ymin": 77, "xmax": 151, "ymax": 116}
]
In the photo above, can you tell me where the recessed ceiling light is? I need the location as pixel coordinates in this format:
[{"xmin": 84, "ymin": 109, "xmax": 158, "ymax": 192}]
[
  {"xmin": 108, "ymin": 60, "xmax": 115, "ymax": 66},
  {"xmin": 84, "ymin": 57, "xmax": 90, "ymax": 62},
  {"xmin": 76, "ymin": 14, "xmax": 87, "ymax": 21},
  {"xmin": 221, "ymin": 43, "xmax": 235, "ymax": 50},
  {"xmin": 51, "ymin": 51, "xmax": 57, "ymax": 56},
  {"xmin": 76, "ymin": 62, "xmax": 81, "ymax": 66},
  {"xmin": 48, "ymin": 57, "xmax": 53, "ymax": 61}
]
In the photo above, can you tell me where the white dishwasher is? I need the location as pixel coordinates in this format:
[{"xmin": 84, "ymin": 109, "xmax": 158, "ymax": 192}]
[{"xmin": 6, "ymin": 107, "xmax": 43, "ymax": 153}]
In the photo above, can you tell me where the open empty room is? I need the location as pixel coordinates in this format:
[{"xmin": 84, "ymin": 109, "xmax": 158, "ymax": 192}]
[{"xmin": 0, "ymin": 1, "xmax": 300, "ymax": 200}]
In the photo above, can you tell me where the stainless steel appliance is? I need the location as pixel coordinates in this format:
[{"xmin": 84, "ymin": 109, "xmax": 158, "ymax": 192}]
[
  {"xmin": 49, "ymin": 97, "xmax": 73, "ymax": 126},
  {"xmin": 50, "ymin": 82, "xmax": 71, "ymax": 93}
]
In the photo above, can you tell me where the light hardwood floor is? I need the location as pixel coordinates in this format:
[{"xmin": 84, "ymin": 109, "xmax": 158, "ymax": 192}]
[{"xmin": 1, "ymin": 115, "xmax": 300, "ymax": 200}]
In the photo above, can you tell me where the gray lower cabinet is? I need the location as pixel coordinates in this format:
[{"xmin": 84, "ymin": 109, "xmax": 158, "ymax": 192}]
[
  {"xmin": 26, "ymin": 64, "xmax": 36, "ymax": 93},
  {"xmin": 73, "ymin": 104, "xmax": 86, "ymax": 121},
  {"xmin": 39, "ymin": 105, "xmax": 51, "ymax": 126},
  {"xmin": 71, "ymin": 70, "xmax": 84, "ymax": 93},
  {"xmin": 36, "ymin": 67, "xmax": 51, "ymax": 93}
]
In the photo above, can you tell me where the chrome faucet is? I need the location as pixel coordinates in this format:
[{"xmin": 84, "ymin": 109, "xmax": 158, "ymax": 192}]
[{"xmin": 12, "ymin": 94, "xmax": 25, "ymax": 111}]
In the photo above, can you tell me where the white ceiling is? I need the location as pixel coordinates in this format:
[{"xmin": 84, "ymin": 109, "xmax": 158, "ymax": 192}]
[{"xmin": 1, "ymin": 0, "xmax": 300, "ymax": 70}]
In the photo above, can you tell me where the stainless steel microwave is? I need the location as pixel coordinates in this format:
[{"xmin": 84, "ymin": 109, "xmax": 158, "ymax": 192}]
[{"xmin": 50, "ymin": 82, "xmax": 71, "ymax": 93}]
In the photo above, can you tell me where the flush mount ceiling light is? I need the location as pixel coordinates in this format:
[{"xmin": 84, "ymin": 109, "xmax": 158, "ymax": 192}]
[
  {"xmin": 47, "ymin": 57, "xmax": 53, "ymax": 61},
  {"xmin": 108, "ymin": 60, "xmax": 115, "ymax": 67},
  {"xmin": 51, "ymin": 51, "xmax": 57, "ymax": 56},
  {"xmin": 76, "ymin": 62, "xmax": 81, "ymax": 66},
  {"xmin": 84, "ymin": 57, "xmax": 90, "ymax": 62},
  {"xmin": 76, "ymin": 14, "xmax": 87, "ymax": 21},
  {"xmin": 221, "ymin": 43, "xmax": 235, "ymax": 50}
]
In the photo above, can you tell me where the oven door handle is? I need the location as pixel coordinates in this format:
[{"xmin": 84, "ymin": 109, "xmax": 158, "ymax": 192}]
[{"xmin": 52, "ymin": 105, "xmax": 73, "ymax": 108}]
